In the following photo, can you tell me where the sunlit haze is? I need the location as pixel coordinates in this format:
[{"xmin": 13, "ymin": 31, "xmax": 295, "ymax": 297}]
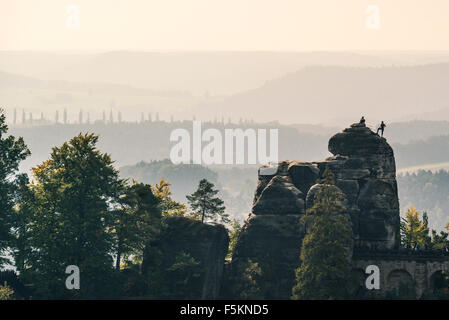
[{"xmin": 2, "ymin": 0, "xmax": 449, "ymax": 51}]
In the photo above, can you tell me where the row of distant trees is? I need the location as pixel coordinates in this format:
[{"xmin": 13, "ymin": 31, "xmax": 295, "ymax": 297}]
[
  {"xmin": 5, "ymin": 108, "xmax": 256, "ymax": 126},
  {"xmin": 6, "ymin": 109, "xmax": 160, "ymax": 125}
]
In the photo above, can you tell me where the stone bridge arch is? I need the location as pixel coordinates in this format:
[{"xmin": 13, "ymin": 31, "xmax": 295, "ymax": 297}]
[
  {"xmin": 427, "ymin": 261, "xmax": 449, "ymax": 295},
  {"xmin": 353, "ymin": 255, "xmax": 449, "ymax": 299},
  {"xmin": 429, "ymin": 271, "xmax": 446, "ymax": 293},
  {"xmin": 386, "ymin": 269, "xmax": 415, "ymax": 298}
]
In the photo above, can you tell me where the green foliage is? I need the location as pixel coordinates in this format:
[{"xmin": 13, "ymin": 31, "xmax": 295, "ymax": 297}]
[
  {"xmin": 400, "ymin": 206, "xmax": 430, "ymax": 248},
  {"xmin": 9, "ymin": 174, "xmax": 34, "ymax": 274},
  {"xmin": 229, "ymin": 258, "xmax": 263, "ymax": 300},
  {"xmin": 166, "ymin": 252, "xmax": 203, "ymax": 299},
  {"xmin": 151, "ymin": 178, "xmax": 187, "ymax": 218},
  {"xmin": 21, "ymin": 133, "xmax": 125, "ymax": 299},
  {"xmin": 399, "ymin": 206, "xmax": 448, "ymax": 249},
  {"xmin": 227, "ymin": 219, "xmax": 242, "ymax": 260},
  {"xmin": 0, "ymin": 282, "xmax": 14, "ymax": 300},
  {"xmin": 142, "ymin": 246, "xmax": 169, "ymax": 298},
  {"xmin": 430, "ymin": 229, "xmax": 449, "ymax": 250},
  {"xmin": 292, "ymin": 166, "xmax": 353, "ymax": 300},
  {"xmin": 186, "ymin": 179, "xmax": 228, "ymax": 224},
  {"xmin": 118, "ymin": 263, "xmax": 150, "ymax": 298},
  {"xmin": 422, "ymin": 211, "xmax": 432, "ymax": 248},
  {"xmin": 306, "ymin": 166, "xmax": 347, "ymax": 216},
  {"xmin": 113, "ymin": 182, "xmax": 162, "ymax": 269},
  {"xmin": 0, "ymin": 108, "xmax": 30, "ymax": 267}
]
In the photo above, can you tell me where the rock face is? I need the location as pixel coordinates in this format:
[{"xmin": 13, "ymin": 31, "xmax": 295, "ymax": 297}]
[
  {"xmin": 252, "ymin": 175, "xmax": 305, "ymax": 215},
  {"xmin": 231, "ymin": 122, "xmax": 400, "ymax": 299},
  {"xmin": 231, "ymin": 161, "xmax": 311, "ymax": 299},
  {"xmin": 325, "ymin": 122, "xmax": 400, "ymax": 249},
  {"xmin": 143, "ymin": 216, "xmax": 229, "ymax": 299}
]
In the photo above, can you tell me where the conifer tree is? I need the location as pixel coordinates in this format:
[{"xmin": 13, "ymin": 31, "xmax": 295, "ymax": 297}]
[
  {"xmin": 292, "ymin": 166, "xmax": 353, "ymax": 300},
  {"xmin": 186, "ymin": 179, "xmax": 228, "ymax": 224}
]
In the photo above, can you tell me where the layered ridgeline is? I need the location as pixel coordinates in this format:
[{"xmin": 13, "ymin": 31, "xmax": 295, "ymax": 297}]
[{"xmin": 231, "ymin": 121, "xmax": 400, "ymax": 299}]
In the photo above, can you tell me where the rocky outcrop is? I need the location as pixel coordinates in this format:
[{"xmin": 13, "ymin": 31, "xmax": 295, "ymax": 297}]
[
  {"xmin": 231, "ymin": 214, "xmax": 306, "ymax": 299},
  {"xmin": 325, "ymin": 122, "xmax": 400, "ymax": 249},
  {"xmin": 252, "ymin": 175, "xmax": 305, "ymax": 215},
  {"xmin": 143, "ymin": 216, "xmax": 229, "ymax": 299},
  {"xmin": 231, "ymin": 121, "xmax": 400, "ymax": 299},
  {"xmin": 231, "ymin": 162, "xmax": 311, "ymax": 299}
]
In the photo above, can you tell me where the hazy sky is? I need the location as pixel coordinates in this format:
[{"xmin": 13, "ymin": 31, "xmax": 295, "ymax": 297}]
[{"xmin": 1, "ymin": 0, "xmax": 449, "ymax": 51}]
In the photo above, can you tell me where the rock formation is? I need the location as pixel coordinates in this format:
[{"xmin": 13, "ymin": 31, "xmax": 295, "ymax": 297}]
[
  {"xmin": 143, "ymin": 216, "xmax": 229, "ymax": 299},
  {"xmin": 326, "ymin": 122, "xmax": 400, "ymax": 249},
  {"xmin": 231, "ymin": 121, "xmax": 400, "ymax": 299}
]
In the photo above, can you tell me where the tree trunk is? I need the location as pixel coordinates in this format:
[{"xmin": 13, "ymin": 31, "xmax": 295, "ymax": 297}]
[{"xmin": 116, "ymin": 242, "xmax": 122, "ymax": 270}]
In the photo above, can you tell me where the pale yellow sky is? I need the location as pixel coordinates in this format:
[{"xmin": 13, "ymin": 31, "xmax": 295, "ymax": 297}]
[{"xmin": 1, "ymin": 0, "xmax": 449, "ymax": 51}]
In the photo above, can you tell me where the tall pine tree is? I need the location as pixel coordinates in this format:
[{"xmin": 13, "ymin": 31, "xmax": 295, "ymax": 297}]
[
  {"xmin": 186, "ymin": 179, "xmax": 228, "ymax": 224},
  {"xmin": 292, "ymin": 166, "xmax": 353, "ymax": 300}
]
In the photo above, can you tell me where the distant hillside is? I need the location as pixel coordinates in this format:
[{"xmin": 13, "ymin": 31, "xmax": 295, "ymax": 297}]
[
  {"xmin": 0, "ymin": 51, "xmax": 401, "ymax": 96},
  {"xmin": 398, "ymin": 170, "xmax": 449, "ymax": 231},
  {"xmin": 120, "ymin": 159, "xmax": 218, "ymax": 201},
  {"xmin": 387, "ymin": 120, "xmax": 449, "ymax": 144},
  {"xmin": 397, "ymin": 162, "xmax": 449, "ymax": 174},
  {"xmin": 393, "ymin": 135, "xmax": 449, "ymax": 169},
  {"xmin": 0, "ymin": 70, "xmax": 189, "ymax": 96},
  {"xmin": 4, "ymin": 54, "xmax": 449, "ymax": 126},
  {"xmin": 203, "ymin": 64, "xmax": 449, "ymax": 125},
  {"xmin": 0, "ymin": 70, "xmax": 198, "ymax": 122}
]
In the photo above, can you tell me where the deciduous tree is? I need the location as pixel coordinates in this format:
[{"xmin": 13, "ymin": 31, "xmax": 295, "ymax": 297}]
[
  {"xmin": 400, "ymin": 206, "xmax": 429, "ymax": 248},
  {"xmin": 23, "ymin": 133, "xmax": 124, "ymax": 298},
  {"xmin": 0, "ymin": 108, "xmax": 30, "ymax": 268}
]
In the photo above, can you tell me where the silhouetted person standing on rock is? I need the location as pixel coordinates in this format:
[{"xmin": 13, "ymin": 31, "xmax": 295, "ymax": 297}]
[
  {"xmin": 377, "ymin": 121, "xmax": 386, "ymax": 137},
  {"xmin": 360, "ymin": 116, "xmax": 366, "ymax": 125}
]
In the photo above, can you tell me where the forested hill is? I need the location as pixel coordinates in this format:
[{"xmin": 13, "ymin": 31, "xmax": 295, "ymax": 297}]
[
  {"xmin": 120, "ymin": 160, "xmax": 258, "ymax": 221},
  {"xmin": 398, "ymin": 170, "xmax": 449, "ymax": 231},
  {"xmin": 393, "ymin": 136, "xmax": 449, "ymax": 169},
  {"xmin": 9, "ymin": 121, "xmax": 331, "ymax": 173}
]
